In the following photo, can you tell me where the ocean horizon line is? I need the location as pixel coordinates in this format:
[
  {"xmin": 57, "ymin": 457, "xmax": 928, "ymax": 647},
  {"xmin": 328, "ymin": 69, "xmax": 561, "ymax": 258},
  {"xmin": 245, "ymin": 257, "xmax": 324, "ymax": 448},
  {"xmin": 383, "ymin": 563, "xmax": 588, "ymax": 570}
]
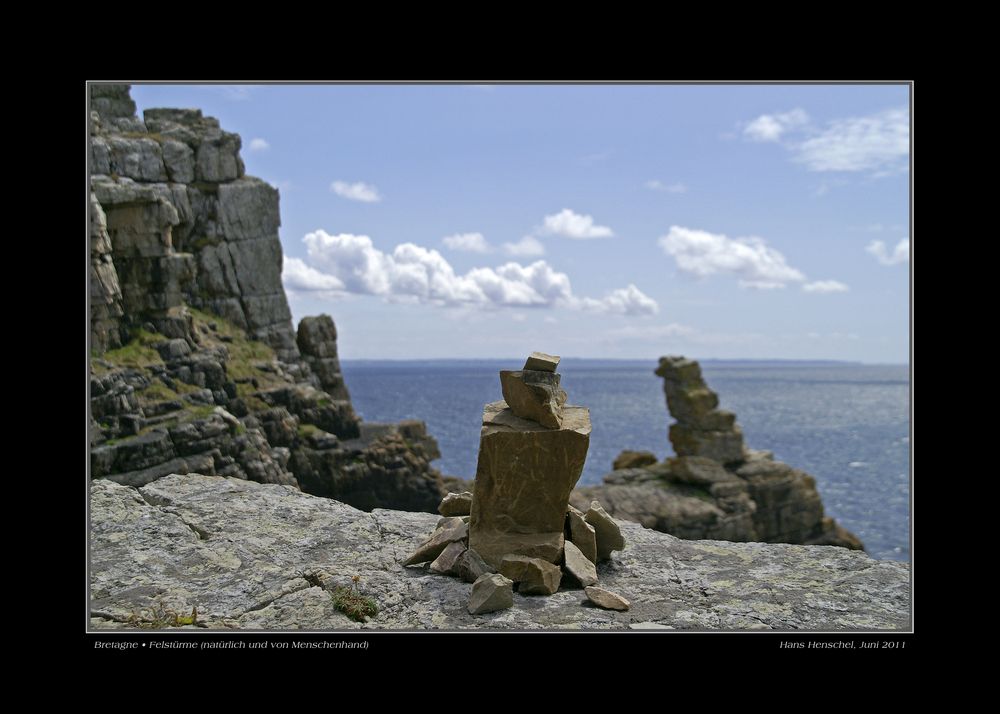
[{"xmin": 339, "ymin": 357, "xmax": 908, "ymax": 367}]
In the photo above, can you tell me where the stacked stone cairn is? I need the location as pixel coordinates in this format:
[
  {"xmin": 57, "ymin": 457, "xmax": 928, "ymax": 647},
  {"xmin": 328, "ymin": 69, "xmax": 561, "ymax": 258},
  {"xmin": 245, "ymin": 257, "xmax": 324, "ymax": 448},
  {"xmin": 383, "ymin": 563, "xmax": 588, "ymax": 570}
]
[
  {"xmin": 657, "ymin": 356, "xmax": 744, "ymax": 464},
  {"xmin": 403, "ymin": 352, "xmax": 630, "ymax": 614}
]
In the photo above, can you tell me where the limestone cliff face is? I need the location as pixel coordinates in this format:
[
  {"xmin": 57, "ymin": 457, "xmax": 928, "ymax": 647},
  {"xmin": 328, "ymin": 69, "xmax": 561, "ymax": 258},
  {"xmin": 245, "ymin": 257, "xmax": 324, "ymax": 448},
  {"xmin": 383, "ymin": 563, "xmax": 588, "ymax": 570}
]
[
  {"xmin": 89, "ymin": 475, "xmax": 910, "ymax": 630},
  {"xmin": 573, "ymin": 357, "xmax": 864, "ymax": 550},
  {"xmin": 88, "ymin": 84, "xmax": 444, "ymax": 512},
  {"xmin": 89, "ymin": 85, "xmax": 295, "ymax": 360}
]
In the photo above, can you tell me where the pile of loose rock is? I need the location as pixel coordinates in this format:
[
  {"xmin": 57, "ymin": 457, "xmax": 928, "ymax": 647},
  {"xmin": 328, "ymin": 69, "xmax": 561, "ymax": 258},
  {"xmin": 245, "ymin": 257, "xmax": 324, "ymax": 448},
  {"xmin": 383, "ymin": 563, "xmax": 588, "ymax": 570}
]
[{"xmin": 403, "ymin": 353, "xmax": 630, "ymax": 614}]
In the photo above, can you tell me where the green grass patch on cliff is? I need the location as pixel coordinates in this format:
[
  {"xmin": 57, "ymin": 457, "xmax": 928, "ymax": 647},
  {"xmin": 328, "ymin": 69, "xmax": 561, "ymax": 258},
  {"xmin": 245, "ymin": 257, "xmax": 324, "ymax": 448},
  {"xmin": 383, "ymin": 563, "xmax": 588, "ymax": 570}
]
[
  {"xmin": 189, "ymin": 308, "xmax": 275, "ymax": 359},
  {"xmin": 235, "ymin": 383, "xmax": 271, "ymax": 412},
  {"xmin": 187, "ymin": 308, "xmax": 281, "ymax": 395},
  {"xmin": 101, "ymin": 328, "xmax": 166, "ymax": 368},
  {"xmin": 172, "ymin": 379, "xmax": 200, "ymax": 395},
  {"xmin": 188, "ymin": 404, "xmax": 218, "ymax": 419},
  {"xmin": 137, "ymin": 382, "xmax": 180, "ymax": 403},
  {"xmin": 297, "ymin": 423, "xmax": 321, "ymax": 439}
]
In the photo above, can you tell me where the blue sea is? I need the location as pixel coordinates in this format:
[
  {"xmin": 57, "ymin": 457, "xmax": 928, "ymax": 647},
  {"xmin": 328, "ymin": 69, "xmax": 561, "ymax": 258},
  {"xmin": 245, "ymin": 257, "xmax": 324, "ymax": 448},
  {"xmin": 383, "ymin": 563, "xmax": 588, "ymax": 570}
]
[{"xmin": 340, "ymin": 359, "xmax": 911, "ymax": 562}]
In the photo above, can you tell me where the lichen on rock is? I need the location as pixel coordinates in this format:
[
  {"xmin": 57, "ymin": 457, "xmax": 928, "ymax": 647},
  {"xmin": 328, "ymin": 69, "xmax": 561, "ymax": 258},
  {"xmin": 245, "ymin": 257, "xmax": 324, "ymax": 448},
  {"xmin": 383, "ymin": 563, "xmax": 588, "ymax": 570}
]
[{"xmin": 89, "ymin": 474, "xmax": 910, "ymax": 630}]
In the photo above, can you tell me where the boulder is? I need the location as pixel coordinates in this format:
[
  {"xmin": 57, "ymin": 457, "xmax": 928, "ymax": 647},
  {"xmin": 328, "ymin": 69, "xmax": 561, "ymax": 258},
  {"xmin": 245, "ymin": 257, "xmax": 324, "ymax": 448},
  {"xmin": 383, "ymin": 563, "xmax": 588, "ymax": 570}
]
[
  {"xmin": 499, "ymin": 555, "xmax": 562, "ymax": 596},
  {"xmin": 669, "ymin": 424, "xmax": 745, "ymax": 465},
  {"xmin": 467, "ymin": 573, "xmax": 514, "ymax": 615},
  {"xmin": 438, "ymin": 491, "xmax": 473, "ymax": 517},
  {"xmin": 455, "ymin": 548, "xmax": 494, "ymax": 583},
  {"xmin": 499, "ymin": 370, "xmax": 567, "ymax": 429},
  {"xmin": 613, "ymin": 450, "xmax": 658, "ymax": 470},
  {"xmin": 469, "ymin": 400, "xmax": 590, "ymax": 568}
]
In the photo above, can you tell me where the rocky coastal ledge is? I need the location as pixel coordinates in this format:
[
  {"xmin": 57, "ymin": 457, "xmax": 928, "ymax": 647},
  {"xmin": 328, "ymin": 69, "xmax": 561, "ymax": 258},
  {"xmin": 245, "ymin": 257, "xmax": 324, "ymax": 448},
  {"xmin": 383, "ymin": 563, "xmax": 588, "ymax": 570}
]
[
  {"xmin": 572, "ymin": 357, "xmax": 864, "ymax": 550},
  {"xmin": 90, "ymin": 474, "xmax": 910, "ymax": 630}
]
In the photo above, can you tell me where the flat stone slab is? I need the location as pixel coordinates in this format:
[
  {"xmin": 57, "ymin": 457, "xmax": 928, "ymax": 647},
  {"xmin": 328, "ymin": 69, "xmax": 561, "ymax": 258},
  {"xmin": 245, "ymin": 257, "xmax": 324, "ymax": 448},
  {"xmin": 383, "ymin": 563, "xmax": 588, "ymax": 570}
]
[
  {"xmin": 563, "ymin": 540, "xmax": 598, "ymax": 586},
  {"xmin": 524, "ymin": 351, "xmax": 560, "ymax": 372},
  {"xmin": 402, "ymin": 520, "xmax": 469, "ymax": 566},
  {"xmin": 430, "ymin": 541, "xmax": 467, "ymax": 576},
  {"xmin": 566, "ymin": 505, "xmax": 598, "ymax": 565},
  {"xmin": 89, "ymin": 475, "xmax": 912, "ymax": 630},
  {"xmin": 499, "ymin": 555, "xmax": 562, "ymax": 596},
  {"xmin": 585, "ymin": 586, "xmax": 630, "ymax": 611},
  {"xmin": 585, "ymin": 501, "xmax": 626, "ymax": 561}
]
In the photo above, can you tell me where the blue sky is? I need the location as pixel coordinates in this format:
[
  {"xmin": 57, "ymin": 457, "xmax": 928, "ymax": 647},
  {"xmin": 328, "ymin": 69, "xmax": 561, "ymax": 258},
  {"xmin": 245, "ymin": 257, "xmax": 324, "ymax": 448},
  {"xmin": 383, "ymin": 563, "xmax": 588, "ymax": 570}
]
[{"xmin": 131, "ymin": 83, "xmax": 910, "ymax": 363}]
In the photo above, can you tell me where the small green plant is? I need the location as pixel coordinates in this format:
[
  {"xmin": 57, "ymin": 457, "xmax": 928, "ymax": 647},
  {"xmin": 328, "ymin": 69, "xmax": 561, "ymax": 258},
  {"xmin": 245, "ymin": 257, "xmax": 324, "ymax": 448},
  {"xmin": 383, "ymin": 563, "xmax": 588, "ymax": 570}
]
[
  {"xmin": 330, "ymin": 577, "xmax": 377, "ymax": 622},
  {"xmin": 126, "ymin": 601, "xmax": 199, "ymax": 629}
]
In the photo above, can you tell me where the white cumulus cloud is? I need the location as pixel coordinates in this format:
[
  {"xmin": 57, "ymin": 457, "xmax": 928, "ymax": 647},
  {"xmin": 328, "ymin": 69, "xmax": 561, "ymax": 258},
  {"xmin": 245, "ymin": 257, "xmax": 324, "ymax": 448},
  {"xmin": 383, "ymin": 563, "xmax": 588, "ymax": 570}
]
[
  {"xmin": 541, "ymin": 209, "xmax": 614, "ymax": 239},
  {"xmin": 802, "ymin": 280, "xmax": 850, "ymax": 293},
  {"xmin": 743, "ymin": 108, "xmax": 809, "ymax": 142},
  {"xmin": 248, "ymin": 137, "xmax": 270, "ymax": 152},
  {"xmin": 291, "ymin": 230, "xmax": 658, "ymax": 316},
  {"xmin": 578, "ymin": 284, "xmax": 660, "ymax": 315},
  {"xmin": 330, "ymin": 181, "xmax": 382, "ymax": 203},
  {"xmin": 503, "ymin": 235, "xmax": 545, "ymax": 257},
  {"xmin": 794, "ymin": 107, "xmax": 909, "ymax": 173},
  {"xmin": 645, "ymin": 180, "xmax": 687, "ymax": 194},
  {"xmin": 442, "ymin": 232, "xmax": 492, "ymax": 253},
  {"xmin": 659, "ymin": 226, "xmax": 806, "ymax": 288},
  {"xmin": 282, "ymin": 257, "xmax": 346, "ymax": 293},
  {"xmin": 866, "ymin": 238, "xmax": 910, "ymax": 265}
]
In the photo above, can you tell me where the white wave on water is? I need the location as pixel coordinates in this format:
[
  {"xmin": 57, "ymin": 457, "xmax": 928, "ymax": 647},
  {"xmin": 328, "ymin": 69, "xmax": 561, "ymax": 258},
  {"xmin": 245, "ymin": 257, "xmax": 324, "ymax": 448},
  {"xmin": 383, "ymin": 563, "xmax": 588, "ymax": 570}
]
[{"xmin": 848, "ymin": 461, "xmax": 868, "ymax": 468}]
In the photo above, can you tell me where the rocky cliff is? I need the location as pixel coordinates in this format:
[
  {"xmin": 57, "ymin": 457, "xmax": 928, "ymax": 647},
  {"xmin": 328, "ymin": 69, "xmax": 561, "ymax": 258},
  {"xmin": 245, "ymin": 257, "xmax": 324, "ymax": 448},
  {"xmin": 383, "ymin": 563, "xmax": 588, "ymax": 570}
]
[
  {"xmin": 90, "ymin": 474, "xmax": 910, "ymax": 630},
  {"xmin": 89, "ymin": 84, "xmax": 444, "ymax": 512},
  {"xmin": 572, "ymin": 357, "xmax": 863, "ymax": 549}
]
